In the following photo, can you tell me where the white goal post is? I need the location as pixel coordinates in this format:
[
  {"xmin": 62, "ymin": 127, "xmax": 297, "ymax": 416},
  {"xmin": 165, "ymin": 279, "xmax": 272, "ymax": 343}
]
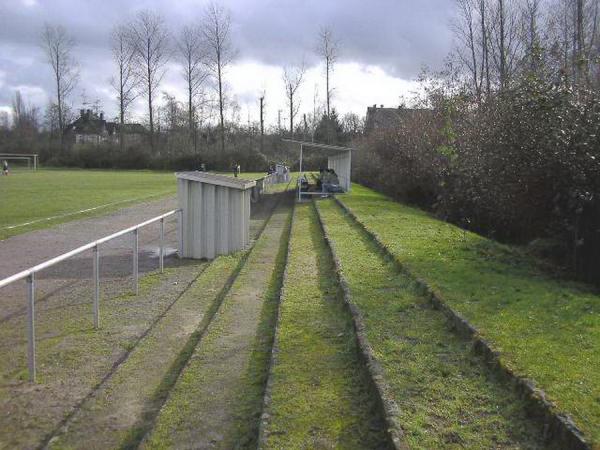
[{"xmin": 0, "ymin": 153, "xmax": 38, "ymax": 170}]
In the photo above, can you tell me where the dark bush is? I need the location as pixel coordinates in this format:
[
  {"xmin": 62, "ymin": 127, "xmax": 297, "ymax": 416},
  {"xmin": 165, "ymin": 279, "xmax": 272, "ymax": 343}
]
[{"xmin": 354, "ymin": 76, "xmax": 600, "ymax": 285}]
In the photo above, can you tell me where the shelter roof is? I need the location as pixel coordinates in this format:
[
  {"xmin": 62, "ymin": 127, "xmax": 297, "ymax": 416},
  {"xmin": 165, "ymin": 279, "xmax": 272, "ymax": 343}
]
[
  {"xmin": 282, "ymin": 139, "xmax": 355, "ymax": 156},
  {"xmin": 175, "ymin": 172, "xmax": 256, "ymax": 190}
]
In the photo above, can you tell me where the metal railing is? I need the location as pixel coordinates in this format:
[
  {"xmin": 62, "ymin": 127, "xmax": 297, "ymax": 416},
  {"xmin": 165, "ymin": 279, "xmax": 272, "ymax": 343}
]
[{"xmin": 0, "ymin": 209, "xmax": 183, "ymax": 382}]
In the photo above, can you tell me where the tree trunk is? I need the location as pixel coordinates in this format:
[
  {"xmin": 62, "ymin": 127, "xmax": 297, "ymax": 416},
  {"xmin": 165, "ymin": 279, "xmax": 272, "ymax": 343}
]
[
  {"xmin": 217, "ymin": 51, "xmax": 225, "ymax": 154},
  {"xmin": 188, "ymin": 76, "xmax": 196, "ymax": 154},
  {"xmin": 289, "ymin": 91, "xmax": 294, "ymax": 137},
  {"xmin": 147, "ymin": 39, "xmax": 154, "ymax": 152},
  {"xmin": 467, "ymin": 7, "xmax": 480, "ymax": 100},
  {"xmin": 326, "ymin": 57, "xmax": 330, "ymax": 117},
  {"xmin": 148, "ymin": 81, "xmax": 154, "ymax": 151},
  {"xmin": 576, "ymin": 0, "xmax": 585, "ymax": 84},
  {"xmin": 120, "ymin": 68, "xmax": 125, "ymax": 151},
  {"xmin": 56, "ymin": 54, "xmax": 64, "ymax": 146},
  {"xmin": 481, "ymin": 0, "xmax": 490, "ymax": 96},
  {"xmin": 499, "ymin": 0, "xmax": 507, "ymax": 89},
  {"xmin": 259, "ymin": 96, "xmax": 264, "ymax": 153}
]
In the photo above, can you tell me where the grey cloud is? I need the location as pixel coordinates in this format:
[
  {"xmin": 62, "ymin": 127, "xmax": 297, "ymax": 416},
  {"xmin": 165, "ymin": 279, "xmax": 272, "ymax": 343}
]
[
  {"xmin": 0, "ymin": 0, "xmax": 455, "ymax": 116},
  {"xmin": 230, "ymin": 0, "xmax": 454, "ymax": 76}
]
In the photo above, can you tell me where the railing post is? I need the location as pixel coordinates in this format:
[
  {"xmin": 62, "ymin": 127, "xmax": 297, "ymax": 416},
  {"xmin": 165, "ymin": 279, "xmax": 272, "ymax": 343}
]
[
  {"xmin": 26, "ymin": 273, "xmax": 36, "ymax": 382},
  {"xmin": 159, "ymin": 218, "xmax": 164, "ymax": 273},
  {"xmin": 133, "ymin": 229, "xmax": 139, "ymax": 295},
  {"xmin": 178, "ymin": 209, "xmax": 184, "ymax": 259},
  {"xmin": 93, "ymin": 245, "xmax": 100, "ymax": 328}
]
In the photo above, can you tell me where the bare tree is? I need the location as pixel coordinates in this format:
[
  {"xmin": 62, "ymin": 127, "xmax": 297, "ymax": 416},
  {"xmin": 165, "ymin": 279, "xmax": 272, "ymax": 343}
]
[
  {"xmin": 11, "ymin": 90, "xmax": 40, "ymax": 136},
  {"xmin": 41, "ymin": 23, "xmax": 78, "ymax": 144},
  {"xmin": 490, "ymin": 0, "xmax": 521, "ymax": 88},
  {"xmin": 317, "ymin": 26, "xmax": 339, "ymax": 117},
  {"xmin": 283, "ymin": 62, "xmax": 305, "ymax": 137},
  {"xmin": 129, "ymin": 10, "xmax": 169, "ymax": 151},
  {"xmin": 479, "ymin": 0, "xmax": 491, "ymax": 95},
  {"xmin": 110, "ymin": 24, "xmax": 139, "ymax": 149},
  {"xmin": 202, "ymin": 2, "xmax": 235, "ymax": 153},
  {"xmin": 177, "ymin": 24, "xmax": 208, "ymax": 153},
  {"xmin": 259, "ymin": 92, "xmax": 265, "ymax": 152},
  {"xmin": 522, "ymin": 0, "xmax": 541, "ymax": 70},
  {"xmin": 454, "ymin": 0, "xmax": 481, "ymax": 98}
]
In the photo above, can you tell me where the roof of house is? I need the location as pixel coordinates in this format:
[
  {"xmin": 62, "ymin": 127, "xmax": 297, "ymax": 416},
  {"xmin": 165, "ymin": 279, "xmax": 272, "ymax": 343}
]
[
  {"xmin": 66, "ymin": 114, "xmax": 108, "ymax": 135},
  {"xmin": 118, "ymin": 123, "xmax": 147, "ymax": 134},
  {"xmin": 65, "ymin": 109, "xmax": 146, "ymax": 136},
  {"xmin": 365, "ymin": 106, "xmax": 433, "ymax": 132}
]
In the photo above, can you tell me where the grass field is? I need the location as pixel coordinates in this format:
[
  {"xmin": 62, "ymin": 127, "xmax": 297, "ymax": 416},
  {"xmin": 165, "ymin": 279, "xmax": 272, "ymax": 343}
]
[
  {"xmin": 338, "ymin": 185, "xmax": 600, "ymax": 445},
  {"xmin": 0, "ymin": 169, "xmax": 179, "ymax": 240}
]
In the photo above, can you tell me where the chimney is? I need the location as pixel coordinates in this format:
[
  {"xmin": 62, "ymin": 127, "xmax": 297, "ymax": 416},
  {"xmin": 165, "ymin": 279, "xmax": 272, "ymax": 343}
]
[
  {"xmin": 80, "ymin": 109, "xmax": 85, "ymax": 118},
  {"xmin": 100, "ymin": 112, "xmax": 104, "ymax": 121}
]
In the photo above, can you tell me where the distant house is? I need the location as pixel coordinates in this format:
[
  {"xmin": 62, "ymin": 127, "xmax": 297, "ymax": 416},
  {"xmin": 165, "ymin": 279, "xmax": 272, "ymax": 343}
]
[
  {"xmin": 364, "ymin": 105, "xmax": 432, "ymax": 134},
  {"xmin": 115, "ymin": 123, "xmax": 147, "ymax": 146},
  {"xmin": 64, "ymin": 109, "xmax": 146, "ymax": 146}
]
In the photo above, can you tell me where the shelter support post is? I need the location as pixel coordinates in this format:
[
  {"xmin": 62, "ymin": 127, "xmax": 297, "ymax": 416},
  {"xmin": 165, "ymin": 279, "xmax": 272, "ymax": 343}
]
[
  {"xmin": 159, "ymin": 218, "xmax": 164, "ymax": 273},
  {"xmin": 93, "ymin": 245, "xmax": 100, "ymax": 328},
  {"xmin": 133, "ymin": 229, "xmax": 139, "ymax": 295},
  {"xmin": 26, "ymin": 274, "xmax": 36, "ymax": 382}
]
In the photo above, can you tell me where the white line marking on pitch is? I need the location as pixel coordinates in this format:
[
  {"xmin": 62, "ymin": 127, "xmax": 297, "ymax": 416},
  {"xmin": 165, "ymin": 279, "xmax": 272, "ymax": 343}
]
[{"xmin": 2, "ymin": 191, "xmax": 173, "ymax": 231}]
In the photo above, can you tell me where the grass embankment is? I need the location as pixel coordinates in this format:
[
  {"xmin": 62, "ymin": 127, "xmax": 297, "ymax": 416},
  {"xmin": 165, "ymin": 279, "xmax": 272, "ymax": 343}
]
[
  {"xmin": 45, "ymin": 253, "xmax": 244, "ymax": 450},
  {"xmin": 317, "ymin": 199, "xmax": 546, "ymax": 448},
  {"xmin": 338, "ymin": 185, "xmax": 600, "ymax": 445},
  {"xmin": 261, "ymin": 203, "xmax": 390, "ymax": 449},
  {"xmin": 0, "ymin": 169, "xmax": 176, "ymax": 239},
  {"xmin": 142, "ymin": 197, "xmax": 293, "ymax": 449},
  {"xmin": 0, "ymin": 260, "xmax": 206, "ymax": 449}
]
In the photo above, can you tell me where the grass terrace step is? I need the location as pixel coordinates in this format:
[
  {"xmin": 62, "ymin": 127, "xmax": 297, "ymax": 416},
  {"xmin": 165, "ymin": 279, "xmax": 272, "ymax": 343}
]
[
  {"xmin": 336, "ymin": 185, "xmax": 600, "ymax": 446},
  {"xmin": 46, "ymin": 254, "xmax": 244, "ymax": 449},
  {"xmin": 260, "ymin": 202, "xmax": 391, "ymax": 449},
  {"xmin": 141, "ymin": 195, "xmax": 293, "ymax": 449},
  {"xmin": 0, "ymin": 261, "xmax": 206, "ymax": 449},
  {"xmin": 316, "ymin": 199, "xmax": 547, "ymax": 449}
]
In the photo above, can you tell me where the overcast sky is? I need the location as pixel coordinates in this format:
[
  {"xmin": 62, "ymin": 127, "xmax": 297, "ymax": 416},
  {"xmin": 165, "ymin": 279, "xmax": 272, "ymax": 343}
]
[{"xmin": 0, "ymin": 0, "xmax": 455, "ymax": 127}]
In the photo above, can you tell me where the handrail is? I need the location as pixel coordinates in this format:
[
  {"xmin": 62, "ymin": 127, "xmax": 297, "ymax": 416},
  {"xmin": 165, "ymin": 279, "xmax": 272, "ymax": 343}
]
[
  {"xmin": 0, "ymin": 208, "xmax": 183, "ymax": 382},
  {"xmin": 0, "ymin": 209, "xmax": 180, "ymax": 289}
]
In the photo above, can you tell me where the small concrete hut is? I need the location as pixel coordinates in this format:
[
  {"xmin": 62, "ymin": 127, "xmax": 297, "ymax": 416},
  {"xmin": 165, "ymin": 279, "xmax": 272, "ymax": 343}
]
[{"xmin": 176, "ymin": 172, "xmax": 256, "ymax": 259}]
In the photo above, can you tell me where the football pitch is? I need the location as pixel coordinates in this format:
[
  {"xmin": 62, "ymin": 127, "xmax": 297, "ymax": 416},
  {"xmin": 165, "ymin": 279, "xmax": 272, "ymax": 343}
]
[{"xmin": 0, "ymin": 169, "xmax": 177, "ymax": 240}]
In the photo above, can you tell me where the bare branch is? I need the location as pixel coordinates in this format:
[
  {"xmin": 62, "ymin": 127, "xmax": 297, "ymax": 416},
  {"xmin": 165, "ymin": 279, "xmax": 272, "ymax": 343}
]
[
  {"xmin": 283, "ymin": 61, "xmax": 306, "ymax": 136},
  {"xmin": 129, "ymin": 10, "xmax": 170, "ymax": 150},
  {"xmin": 40, "ymin": 23, "xmax": 79, "ymax": 141},
  {"xmin": 201, "ymin": 1, "xmax": 235, "ymax": 152},
  {"xmin": 110, "ymin": 23, "xmax": 140, "ymax": 126},
  {"xmin": 177, "ymin": 23, "xmax": 209, "ymax": 152},
  {"xmin": 316, "ymin": 26, "xmax": 340, "ymax": 117}
]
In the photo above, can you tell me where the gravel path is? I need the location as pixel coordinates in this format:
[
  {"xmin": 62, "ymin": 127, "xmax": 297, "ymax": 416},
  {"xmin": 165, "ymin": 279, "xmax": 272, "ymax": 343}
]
[
  {"xmin": 0, "ymin": 195, "xmax": 178, "ymax": 279},
  {"xmin": 0, "ymin": 196, "xmax": 179, "ymax": 322}
]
